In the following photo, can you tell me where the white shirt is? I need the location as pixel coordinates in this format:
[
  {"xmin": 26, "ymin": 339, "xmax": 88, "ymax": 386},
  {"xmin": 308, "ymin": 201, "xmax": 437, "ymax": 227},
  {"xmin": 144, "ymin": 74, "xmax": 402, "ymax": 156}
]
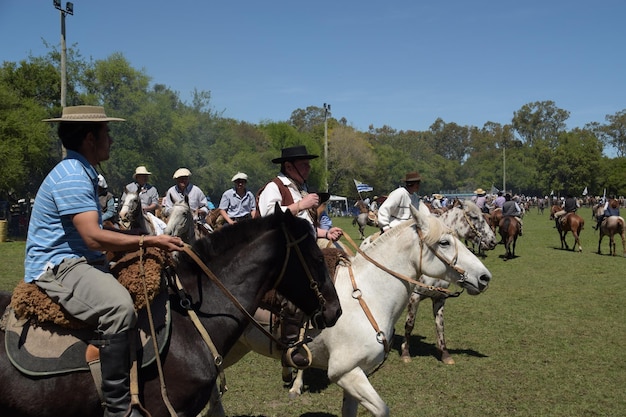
[{"xmin": 378, "ymin": 186, "xmax": 430, "ymax": 231}]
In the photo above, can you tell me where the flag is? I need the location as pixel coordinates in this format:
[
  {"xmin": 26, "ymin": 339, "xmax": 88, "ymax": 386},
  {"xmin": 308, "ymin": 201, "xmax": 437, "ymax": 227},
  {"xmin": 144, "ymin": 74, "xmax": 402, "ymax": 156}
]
[
  {"xmin": 582, "ymin": 186, "xmax": 588, "ymax": 196},
  {"xmin": 490, "ymin": 185, "xmax": 499, "ymax": 195},
  {"xmin": 354, "ymin": 179, "xmax": 373, "ymax": 193},
  {"xmin": 550, "ymin": 190, "xmax": 554, "ymax": 196}
]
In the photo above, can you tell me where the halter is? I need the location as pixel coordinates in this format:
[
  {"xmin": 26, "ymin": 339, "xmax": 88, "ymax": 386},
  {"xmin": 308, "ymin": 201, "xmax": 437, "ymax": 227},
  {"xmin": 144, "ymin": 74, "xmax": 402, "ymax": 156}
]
[{"xmin": 460, "ymin": 208, "xmax": 484, "ymax": 247}]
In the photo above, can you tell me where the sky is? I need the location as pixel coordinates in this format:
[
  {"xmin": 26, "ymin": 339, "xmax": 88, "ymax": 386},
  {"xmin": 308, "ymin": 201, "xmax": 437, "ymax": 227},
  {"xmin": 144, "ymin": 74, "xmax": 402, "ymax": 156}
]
[{"xmin": 1, "ymin": 1, "xmax": 625, "ymax": 136}]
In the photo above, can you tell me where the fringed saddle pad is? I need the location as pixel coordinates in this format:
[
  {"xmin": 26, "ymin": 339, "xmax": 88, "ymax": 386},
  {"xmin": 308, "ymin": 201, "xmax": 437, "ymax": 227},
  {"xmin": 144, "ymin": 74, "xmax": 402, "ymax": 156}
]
[
  {"xmin": 2, "ymin": 289, "xmax": 170, "ymax": 376},
  {"xmin": 3, "ymin": 247, "xmax": 172, "ymax": 376},
  {"xmin": 10, "ymin": 248, "xmax": 167, "ymax": 328}
]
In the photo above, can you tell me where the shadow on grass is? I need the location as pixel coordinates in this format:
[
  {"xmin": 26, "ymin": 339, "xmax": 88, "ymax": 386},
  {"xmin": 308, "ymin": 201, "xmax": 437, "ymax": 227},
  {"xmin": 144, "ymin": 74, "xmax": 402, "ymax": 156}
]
[{"xmin": 390, "ymin": 334, "xmax": 488, "ymax": 361}]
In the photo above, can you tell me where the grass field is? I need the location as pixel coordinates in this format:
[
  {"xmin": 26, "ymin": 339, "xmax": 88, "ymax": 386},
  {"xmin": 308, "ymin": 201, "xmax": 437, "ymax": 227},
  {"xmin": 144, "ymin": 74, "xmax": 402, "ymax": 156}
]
[{"xmin": 1, "ymin": 207, "xmax": 625, "ymax": 417}]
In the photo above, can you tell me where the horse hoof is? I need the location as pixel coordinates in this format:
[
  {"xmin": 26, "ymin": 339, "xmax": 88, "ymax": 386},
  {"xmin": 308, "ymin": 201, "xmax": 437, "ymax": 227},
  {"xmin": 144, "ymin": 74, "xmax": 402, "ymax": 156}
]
[
  {"xmin": 401, "ymin": 355, "xmax": 412, "ymax": 364},
  {"xmin": 442, "ymin": 356, "xmax": 455, "ymax": 365}
]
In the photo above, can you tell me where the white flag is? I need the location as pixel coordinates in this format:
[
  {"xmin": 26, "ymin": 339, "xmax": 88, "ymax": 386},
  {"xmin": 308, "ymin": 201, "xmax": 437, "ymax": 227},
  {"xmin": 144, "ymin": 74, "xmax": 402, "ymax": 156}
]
[{"xmin": 582, "ymin": 186, "xmax": 588, "ymax": 196}]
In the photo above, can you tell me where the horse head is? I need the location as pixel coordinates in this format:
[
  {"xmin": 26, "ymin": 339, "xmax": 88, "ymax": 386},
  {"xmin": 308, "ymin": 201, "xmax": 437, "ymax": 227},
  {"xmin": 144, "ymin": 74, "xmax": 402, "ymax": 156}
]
[
  {"xmin": 454, "ymin": 200, "xmax": 498, "ymax": 251},
  {"xmin": 410, "ymin": 205, "xmax": 491, "ymax": 295},
  {"xmin": 164, "ymin": 197, "xmax": 195, "ymax": 244}
]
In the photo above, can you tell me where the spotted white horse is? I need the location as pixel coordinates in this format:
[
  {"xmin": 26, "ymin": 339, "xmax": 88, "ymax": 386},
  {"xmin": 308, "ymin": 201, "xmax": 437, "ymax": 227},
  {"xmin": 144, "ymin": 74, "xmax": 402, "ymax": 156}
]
[
  {"xmin": 400, "ymin": 199, "xmax": 497, "ymax": 365},
  {"xmin": 219, "ymin": 206, "xmax": 492, "ymax": 417}
]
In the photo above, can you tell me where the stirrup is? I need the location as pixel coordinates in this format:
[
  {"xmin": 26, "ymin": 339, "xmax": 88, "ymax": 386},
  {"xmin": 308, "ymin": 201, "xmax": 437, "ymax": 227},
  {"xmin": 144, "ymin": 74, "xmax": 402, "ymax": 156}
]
[{"xmin": 283, "ymin": 343, "xmax": 312, "ymax": 370}]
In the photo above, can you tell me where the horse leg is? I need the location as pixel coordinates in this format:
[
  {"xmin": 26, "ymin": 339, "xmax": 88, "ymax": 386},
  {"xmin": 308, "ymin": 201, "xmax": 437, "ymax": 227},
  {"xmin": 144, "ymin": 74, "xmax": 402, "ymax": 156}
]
[
  {"xmin": 400, "ymin": 290, "xmax": 423, "ymax": 363},
  {"xmin": 610, "ymin": 234, "xmax": 616, "ymax": 256},
  {"xmin": 288, "ymin": 369, "xmax": 305, "ymax": 399},
  {"xmin": 597, "ymin": 232, "xmax": 604, "ymax": 255},
  {"xmin": 432, "ymin": 297, "xmax": 454, "ymax": 364},
  {"xmin": 198, "ymin": 384, "xmax": 226, "ymax": 417},
  {"xmin": 335, "ymin": 367, "xmax": 389, "ymax": 417}
]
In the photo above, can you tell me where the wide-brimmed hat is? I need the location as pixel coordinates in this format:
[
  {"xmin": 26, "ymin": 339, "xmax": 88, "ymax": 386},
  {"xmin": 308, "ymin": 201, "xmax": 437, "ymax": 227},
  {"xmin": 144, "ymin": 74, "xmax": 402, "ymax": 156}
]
[
  {"xmin": 474, "ymin": 188, "xmax": 486, "ymax": 195},
  {"xmin": 173, "ymin": 168, "xmax": 192, "ymax": 179},
  {"xmin": 404, "ymin": 172, "xmax": 421, "ymax": 183},
  {"xmin": 43, "ymin": 105, "xmax": 125, "ymax": 122},
  {"xmin": 133, "ymin": 166, "xmax": 152, "ymax": 178},
  {"xmin": 231, "ymin": 172, "xmax": 248, "ymax": 182},
  {"xmin": 433, "ymin": 194, "xmax": 443, "ymax": 199},
  {"xmin": 272, "ymin": 145, "xmax": 319, "ymax": 163},
  {"xmin": 308, "ymin": 188, "xmax": 330, "ymax": 204}
]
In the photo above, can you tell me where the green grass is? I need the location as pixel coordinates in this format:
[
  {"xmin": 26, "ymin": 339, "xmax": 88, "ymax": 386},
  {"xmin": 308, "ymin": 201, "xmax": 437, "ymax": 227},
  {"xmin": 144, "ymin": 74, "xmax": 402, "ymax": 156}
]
[{"xmin": 2, "ymin": 208, "xmax": 625, "ymax": 417}]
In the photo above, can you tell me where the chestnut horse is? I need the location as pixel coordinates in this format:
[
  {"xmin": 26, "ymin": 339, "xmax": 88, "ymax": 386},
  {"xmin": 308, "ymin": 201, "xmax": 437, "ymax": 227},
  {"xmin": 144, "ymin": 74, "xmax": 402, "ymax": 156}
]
[
  {"xmin": 555, "ymin": 212, "xmax": 585, "ymax": 252},
  {"xmin": 499, "ymin": 216, "xmax": 521, "ymax": 259},
  {"xmin": 0, "ymin": 208, "xmax": 341, "ymax": 417}
]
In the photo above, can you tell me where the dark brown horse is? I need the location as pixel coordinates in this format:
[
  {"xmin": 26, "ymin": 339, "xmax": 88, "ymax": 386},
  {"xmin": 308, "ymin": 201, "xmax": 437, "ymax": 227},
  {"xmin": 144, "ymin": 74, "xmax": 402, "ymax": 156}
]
[
  {"xmin": 0, "ymin": 208, "xmax": 341, "ymax": 417},
  {"xmin": 598, "ymin": 215, "xmax": 626, "ymax": 256},
  {"xmin": 499, "ymin": 216, "xmax": 521, "ymax": 259},
  {"xmin": 556, "ymin": 212, "xmax": 585, "ymax": 252}
]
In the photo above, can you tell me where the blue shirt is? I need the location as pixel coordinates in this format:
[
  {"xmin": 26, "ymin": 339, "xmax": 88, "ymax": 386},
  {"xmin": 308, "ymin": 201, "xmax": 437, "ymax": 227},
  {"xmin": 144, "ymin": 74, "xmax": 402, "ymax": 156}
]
[
  {"xmin": 219, "ymin": 188, "xmax": 256, "ymax": 218},
  {"xmin": 24, "ymin": 150, "xmax": 103, "ymax": 282}
]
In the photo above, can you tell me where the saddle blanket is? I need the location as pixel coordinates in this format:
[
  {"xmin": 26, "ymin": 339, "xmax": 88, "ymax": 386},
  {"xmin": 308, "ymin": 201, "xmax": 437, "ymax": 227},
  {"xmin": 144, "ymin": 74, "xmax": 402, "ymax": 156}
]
[{"xmin": 3, "ymin": 289, "xmax": 171, "ymax": 376}]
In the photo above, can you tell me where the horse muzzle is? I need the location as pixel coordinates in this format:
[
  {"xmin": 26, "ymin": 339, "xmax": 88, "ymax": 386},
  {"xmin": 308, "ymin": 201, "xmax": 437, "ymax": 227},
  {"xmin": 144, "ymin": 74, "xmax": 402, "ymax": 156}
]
[{"xmin": 310, "ymin": 303, "xmax": 342, "ymax": 329}]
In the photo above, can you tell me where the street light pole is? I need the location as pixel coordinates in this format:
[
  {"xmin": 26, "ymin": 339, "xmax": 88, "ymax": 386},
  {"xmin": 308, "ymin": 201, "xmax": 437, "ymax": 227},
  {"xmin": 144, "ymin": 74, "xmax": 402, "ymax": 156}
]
[
  {"xmin": 323, "ymin": 103, "xmax": 331, "ymax": 192},
  {"xmin": 53, "ymin": 1, "xmax": 73, "ymax": 158}
]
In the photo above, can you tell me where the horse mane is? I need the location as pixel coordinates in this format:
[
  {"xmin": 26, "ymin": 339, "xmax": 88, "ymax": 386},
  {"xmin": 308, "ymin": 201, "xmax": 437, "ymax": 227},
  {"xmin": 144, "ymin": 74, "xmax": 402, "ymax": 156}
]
[{"xmin": 363, "ymin": 212, "xmax": 445, "ymax": 252}]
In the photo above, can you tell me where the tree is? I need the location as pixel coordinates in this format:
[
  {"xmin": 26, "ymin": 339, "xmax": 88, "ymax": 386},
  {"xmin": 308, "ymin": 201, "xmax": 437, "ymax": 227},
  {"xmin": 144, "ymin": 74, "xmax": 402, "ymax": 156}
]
[
  {"xmin": 599, "ymin": 109, "xmax": 626, "ymax": 157},
  {"xmin": 512, "ymin": 101, "xmax": 570, "ymax": 148}
]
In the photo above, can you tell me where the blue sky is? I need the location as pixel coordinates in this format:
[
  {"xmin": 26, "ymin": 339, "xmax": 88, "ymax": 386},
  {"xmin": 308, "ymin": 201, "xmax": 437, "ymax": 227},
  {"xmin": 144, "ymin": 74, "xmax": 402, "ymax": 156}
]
[{"xmin": 2, "ymin": 1, "xmax": 625, "ymax": 136}]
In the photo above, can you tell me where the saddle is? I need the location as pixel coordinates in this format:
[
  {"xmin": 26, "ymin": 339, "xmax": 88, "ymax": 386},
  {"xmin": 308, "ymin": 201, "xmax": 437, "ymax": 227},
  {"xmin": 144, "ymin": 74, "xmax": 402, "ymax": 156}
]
[{"xmin": 1, "ymin": 248, "xmax": 172, "ymax": 376}]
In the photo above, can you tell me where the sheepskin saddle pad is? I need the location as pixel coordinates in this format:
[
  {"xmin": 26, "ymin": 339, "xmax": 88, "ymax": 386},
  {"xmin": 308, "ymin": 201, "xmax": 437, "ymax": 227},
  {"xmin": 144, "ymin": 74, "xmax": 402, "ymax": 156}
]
[{"xmin": 2, "ymin": 248, "xmax": 172, "ymax": 376}]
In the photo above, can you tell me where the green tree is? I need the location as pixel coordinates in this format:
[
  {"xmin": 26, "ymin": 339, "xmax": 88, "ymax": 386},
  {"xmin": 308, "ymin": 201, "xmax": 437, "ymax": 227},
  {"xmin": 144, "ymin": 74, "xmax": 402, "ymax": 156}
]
[{"xmin": 512, "ymin": 100, "xmax": 570, "ymax": 148}]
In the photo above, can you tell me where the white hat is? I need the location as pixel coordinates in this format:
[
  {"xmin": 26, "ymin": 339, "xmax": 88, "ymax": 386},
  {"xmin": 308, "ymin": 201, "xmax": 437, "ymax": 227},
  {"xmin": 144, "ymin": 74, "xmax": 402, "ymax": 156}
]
[
  {"xmin": 97, "ymin": 174, "xmax": 108, "ymax": 189},
  {"xmin": 133, "ymin": 166, "xmax": 152, "ymax": 178},
  {"xmin": 231, "ymin": 172, "xmax": 248, "ymax": 182},
  {"xmin": 173, "ymin": 168, "xmax": 192, "ymax": 179}
]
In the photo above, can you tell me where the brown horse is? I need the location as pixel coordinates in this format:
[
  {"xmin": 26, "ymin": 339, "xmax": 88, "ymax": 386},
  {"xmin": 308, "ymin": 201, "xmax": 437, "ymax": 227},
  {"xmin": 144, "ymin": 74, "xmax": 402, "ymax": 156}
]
[
  {"xmin": 556, "ymin": 212, "xmax": 585, "ymax": 252},
  {"xmin": 597, "ymin": 216, "xmax": 626, "ymax": 256},
  {"xmin": 0, "ymin": 208, "xmax": 342, "ymax": 417},
  {"xmin": 498, "ymin": 216, "xmax": 521, "ymax": 259}
]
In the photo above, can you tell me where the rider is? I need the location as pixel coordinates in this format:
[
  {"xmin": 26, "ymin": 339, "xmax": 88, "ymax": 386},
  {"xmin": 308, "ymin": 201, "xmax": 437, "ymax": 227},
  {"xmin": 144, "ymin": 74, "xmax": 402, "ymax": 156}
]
[
  {"xmin": 501, "ymin": 193, "xmax": 523, "ymax": 236},
  {"xmin": 27, "ymin": 106, "xmax": 184, "ymax": 417},
  {"xmin": 218, "ymin": 172, "xmax": 257, "ymax": 225},
  {"xmin": 162, "ymin": 168, "xmax": 209, "ymax": 222},
  {"xmin": 554, "ymin": 193, "xmax": 578, "ymax": 227},
  {"xmin": 594, "ymin": 195, "xmax": 620, "ymax": 230},
  {"xmin": 257, "ymin": 145, "xmax": 343, "ymax": 368},
  {"xmin": 121, "ymin": 166, "xmax": 160, "ymax": 215},
  {"xmin": 378, "ymin": 171, "xmax": 430, "ymax": 233},
  {"xmin": 98, "ymin": 174, "xmax": 118, "ymax": 228}
]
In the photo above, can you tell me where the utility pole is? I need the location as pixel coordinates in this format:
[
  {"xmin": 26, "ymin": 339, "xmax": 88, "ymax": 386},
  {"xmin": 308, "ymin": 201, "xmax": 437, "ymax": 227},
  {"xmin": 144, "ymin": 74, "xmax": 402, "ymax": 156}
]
[
  {"xmin": 323, "ymin": 103, "xmax": 331, "ymax": 192},
  {"xmin": 53, "ymin": 0, "xmax": 74, "ymax": 158}
]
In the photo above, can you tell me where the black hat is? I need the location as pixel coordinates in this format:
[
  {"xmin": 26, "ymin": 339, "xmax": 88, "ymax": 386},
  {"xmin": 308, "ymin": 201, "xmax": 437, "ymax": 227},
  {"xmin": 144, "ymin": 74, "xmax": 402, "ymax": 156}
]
[{"xmin": 272, "ymin": 145, "xmax": 319, "ymax": 163}]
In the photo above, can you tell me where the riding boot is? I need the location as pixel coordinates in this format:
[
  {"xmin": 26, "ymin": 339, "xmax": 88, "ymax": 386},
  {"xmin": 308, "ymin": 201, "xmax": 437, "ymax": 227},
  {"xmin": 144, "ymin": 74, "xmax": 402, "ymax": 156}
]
[
  {"xmin": 98, "ymin": 332, "xmax": 142, "ymax": 417},
  {"xmin": 280, "ymin": 303, "xmax": 309, "ymax": 369}
]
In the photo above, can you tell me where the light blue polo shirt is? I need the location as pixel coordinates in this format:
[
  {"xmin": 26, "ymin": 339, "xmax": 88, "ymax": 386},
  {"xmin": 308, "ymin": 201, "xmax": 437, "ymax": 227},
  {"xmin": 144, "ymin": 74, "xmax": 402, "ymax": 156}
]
[{"xmin": 24, "ymin": 150, "xmax": 103, "ymax": 282}]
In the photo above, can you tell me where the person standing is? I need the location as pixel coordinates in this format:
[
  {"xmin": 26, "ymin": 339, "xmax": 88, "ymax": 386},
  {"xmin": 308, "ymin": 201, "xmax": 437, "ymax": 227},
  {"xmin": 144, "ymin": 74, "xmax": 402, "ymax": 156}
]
[
  {"xmin": 257, "ymin": 145, "xmax": 343, "ymax": 368},
  {"xmin": 378, "ymin": 171, "xmax": 430, "ymax": 232},
  {"xmin": 26, "ymin": 106, "xmax": 183, "ymax": 417},
  {"xmin": 218, "ymin": 172, "xmax": 257, "ymax": 225},
  {"xmin": 120, "ymin": 166, "xmax": 159, "ymax": 215},
  {"xmin": 162, "ymin": 168, "xmax": 209, "ymax": 221}
]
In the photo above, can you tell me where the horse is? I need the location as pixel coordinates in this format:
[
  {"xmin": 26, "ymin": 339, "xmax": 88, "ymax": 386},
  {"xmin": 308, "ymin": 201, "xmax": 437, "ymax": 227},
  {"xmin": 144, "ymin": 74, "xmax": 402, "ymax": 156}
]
[
  {"xmin": 597, "ymin": 215, "xmax": 626, "ymax": 256},
  {"xmin": 118, "ymin": 187, "xmax": 160, "ymax": 235},
  {"xmin": 221, "ymin": 205, "xmax": 492, "ymax": 417},
  {"xmin": 499, "ymin": 216, "xmax": 521, "ymax": 259},
  {"xmin": 489, "ymin": 207, "xmax": 502, "ymax": 234},
  {"xmin": 555, "ymin": 212, "xmax": 584, "ymax": 252},
  {"xmin": 0, "ymin": 208, "xmax": 342, "ymax": 417},
  {"xmin": 400, "ymin": 199, "xmax": 497, "ymax": 365},
  {"xmin": 352, "ymin": 211, "xmax": 378, "ymax": 239},
  {"xmin": 163, "ymin": 197, "xmax": 197, "ymax": 244}
]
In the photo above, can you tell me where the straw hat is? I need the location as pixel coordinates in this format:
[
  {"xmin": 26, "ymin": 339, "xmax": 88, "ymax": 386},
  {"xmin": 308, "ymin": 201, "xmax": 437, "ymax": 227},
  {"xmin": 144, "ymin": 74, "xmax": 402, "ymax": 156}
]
[
  {"xmin": 133, "ymin": 166, "xmax": 152, "ymax": 178},
  {"xmin": 474, "ymin": 188, "xmax": 486, "ymax": 196},
  {"xmin": 231, "ymin": 172, "xmax": 248, "ymax": 182},
  {"xmin": 434, "ymin": 194, "xmax": 443, "ymax": 200},
  {"xmin": 272, "ymin": 145, "xmax": 319, "ymax": 163},
  {"xmin": 173, "ymin": 168, "xmax": 192, "ymax": 179},
  {"xmin": 43, "ymin": 105, "xmax": 125, "ymax": 122},
  {"xmin": 404, "ymin": 172, "xmax": 421, "ymax": 182}
]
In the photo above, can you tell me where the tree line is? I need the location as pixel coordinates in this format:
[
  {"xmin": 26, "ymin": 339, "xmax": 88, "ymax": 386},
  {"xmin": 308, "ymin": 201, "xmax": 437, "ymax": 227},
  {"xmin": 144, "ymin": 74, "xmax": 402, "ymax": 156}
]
[{"xmin": 1, "ymin": 47, "xmax": 625, "ymax": 207}]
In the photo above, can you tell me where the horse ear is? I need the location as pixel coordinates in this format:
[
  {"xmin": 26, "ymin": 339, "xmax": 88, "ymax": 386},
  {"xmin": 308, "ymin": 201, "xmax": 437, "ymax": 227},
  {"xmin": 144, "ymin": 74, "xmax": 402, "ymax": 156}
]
[{"xmin": 410, "ymin": 205, "xmax": 429, "ymax": 232}]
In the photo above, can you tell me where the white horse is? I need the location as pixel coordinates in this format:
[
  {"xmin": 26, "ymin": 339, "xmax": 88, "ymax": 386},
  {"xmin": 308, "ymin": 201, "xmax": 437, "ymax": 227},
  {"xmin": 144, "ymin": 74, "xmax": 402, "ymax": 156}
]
[
  {"xmin": 400, "ymin": 199, "xmax": 497, "ymax": 365},
  {"xmin": 117, "ymin": 187, "xmax": 164, "ymax": 235},
  {"xmin": 163, "ymin": 197, "xmax": 197, "ymax": 244},
  {"xmin": 219, "ymin": 206, "xmax": 492, "ymax": 417}
]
